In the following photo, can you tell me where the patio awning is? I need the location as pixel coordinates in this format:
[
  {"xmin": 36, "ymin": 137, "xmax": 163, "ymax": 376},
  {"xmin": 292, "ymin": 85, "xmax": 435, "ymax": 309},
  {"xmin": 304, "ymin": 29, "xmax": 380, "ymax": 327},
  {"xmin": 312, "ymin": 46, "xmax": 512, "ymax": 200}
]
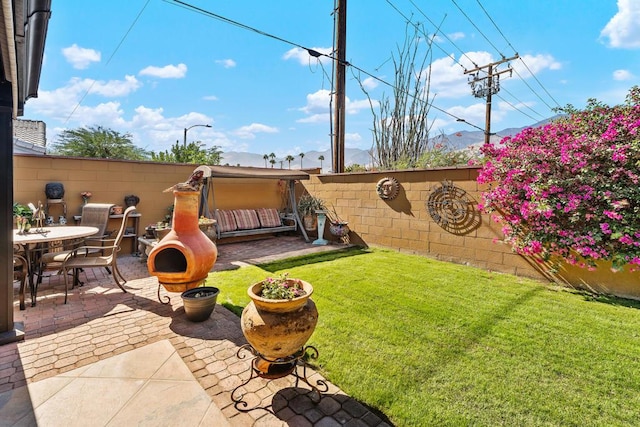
[{"xmin": 196, "ymin": 165, "xmax": 309, "ymax": 181}]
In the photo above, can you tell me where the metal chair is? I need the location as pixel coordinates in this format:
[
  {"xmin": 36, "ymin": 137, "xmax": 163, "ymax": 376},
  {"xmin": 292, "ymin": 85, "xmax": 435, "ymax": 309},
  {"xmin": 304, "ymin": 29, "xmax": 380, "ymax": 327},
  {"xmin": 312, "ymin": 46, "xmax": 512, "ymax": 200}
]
[
  {"xmin": 59, "ymin": 206, "xmax": 136, "ymax": 303},
  {"xmin": 37, "ymin": 203, "xmax": 114, "ymax": 284},
  {"xmin": 13, "ymin": 253, "xmax": 29, "ymax": 310}
]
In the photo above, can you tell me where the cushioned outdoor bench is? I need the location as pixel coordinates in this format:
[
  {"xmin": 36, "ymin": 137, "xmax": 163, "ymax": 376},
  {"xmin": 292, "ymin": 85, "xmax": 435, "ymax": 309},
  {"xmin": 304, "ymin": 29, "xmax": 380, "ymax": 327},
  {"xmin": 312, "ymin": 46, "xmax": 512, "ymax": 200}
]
[{"xmin": 215, "ymin": 208, "xmax": 297, "ymax": 239}]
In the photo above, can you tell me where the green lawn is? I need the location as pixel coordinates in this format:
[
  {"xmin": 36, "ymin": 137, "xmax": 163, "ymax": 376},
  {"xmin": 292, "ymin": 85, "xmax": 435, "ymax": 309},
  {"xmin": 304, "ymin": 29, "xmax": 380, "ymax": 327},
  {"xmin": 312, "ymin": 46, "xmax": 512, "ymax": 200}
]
[{"xmin": 206, "ymin": 247, "xmax": 640, "ymax": 427}]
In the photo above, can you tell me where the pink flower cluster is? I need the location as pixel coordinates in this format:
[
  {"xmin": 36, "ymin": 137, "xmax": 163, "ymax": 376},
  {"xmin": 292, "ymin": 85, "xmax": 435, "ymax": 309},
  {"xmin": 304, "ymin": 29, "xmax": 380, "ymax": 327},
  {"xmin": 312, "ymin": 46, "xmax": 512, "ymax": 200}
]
[{"xmin": 478, "ymin": 86, "xmax": 640, "ymax": 270}]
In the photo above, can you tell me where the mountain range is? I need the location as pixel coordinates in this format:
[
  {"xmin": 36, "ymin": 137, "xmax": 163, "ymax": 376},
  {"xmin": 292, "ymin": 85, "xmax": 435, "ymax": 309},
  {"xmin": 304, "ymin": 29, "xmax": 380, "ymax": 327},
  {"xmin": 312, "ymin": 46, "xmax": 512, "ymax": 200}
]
[{"xmin": 219, "ymin": 117, "xmax": 559, "ymax": 171}]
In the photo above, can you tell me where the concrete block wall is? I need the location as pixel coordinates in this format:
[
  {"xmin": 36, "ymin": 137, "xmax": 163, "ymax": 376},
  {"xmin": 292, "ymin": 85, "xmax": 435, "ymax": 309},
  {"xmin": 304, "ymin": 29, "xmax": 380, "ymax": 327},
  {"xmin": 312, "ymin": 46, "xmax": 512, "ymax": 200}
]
[{"xmin": 301, "ymin": 167, "xmax": 543, "ymax": 279}]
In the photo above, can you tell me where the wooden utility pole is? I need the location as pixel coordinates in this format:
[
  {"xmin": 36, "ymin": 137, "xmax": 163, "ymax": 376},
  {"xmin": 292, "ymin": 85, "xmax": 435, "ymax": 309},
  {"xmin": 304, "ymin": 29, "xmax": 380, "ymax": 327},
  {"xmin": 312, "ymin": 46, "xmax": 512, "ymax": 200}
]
[
  {"xmin": 464, "ymin": 54, "xmax": 518, "ymax": 145},
  {"xmin": 332, "ymin": 0, "xmax": 346, "ymax": 173}
]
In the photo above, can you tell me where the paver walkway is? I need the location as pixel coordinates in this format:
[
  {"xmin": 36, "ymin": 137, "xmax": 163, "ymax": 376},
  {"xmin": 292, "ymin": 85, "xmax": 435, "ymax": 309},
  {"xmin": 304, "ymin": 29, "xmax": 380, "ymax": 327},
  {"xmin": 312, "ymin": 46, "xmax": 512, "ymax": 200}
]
[{"xmin": 1, "ymin": 237, "xmax": 392, "ymax": 426}]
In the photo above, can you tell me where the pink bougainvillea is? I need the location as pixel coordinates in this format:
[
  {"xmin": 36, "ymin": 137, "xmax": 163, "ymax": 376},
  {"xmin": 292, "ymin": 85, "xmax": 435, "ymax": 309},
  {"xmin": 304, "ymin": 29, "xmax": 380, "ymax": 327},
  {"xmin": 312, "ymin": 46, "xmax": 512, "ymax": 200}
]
[{"xmin": 478, "ymin": 86, "xmax": 640, "ymax": 270}]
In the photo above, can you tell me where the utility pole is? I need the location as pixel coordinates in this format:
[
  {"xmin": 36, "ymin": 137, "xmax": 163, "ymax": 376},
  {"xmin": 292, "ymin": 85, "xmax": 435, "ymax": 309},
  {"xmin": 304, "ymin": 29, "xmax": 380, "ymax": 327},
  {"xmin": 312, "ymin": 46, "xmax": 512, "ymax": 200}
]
[
  {"xmin": 464, "ymin": 54, "xmax": 518, "ymax": 145},
  {"xmin": 332, "ymin": 0, "xmax": 346, "ymax": 173}
]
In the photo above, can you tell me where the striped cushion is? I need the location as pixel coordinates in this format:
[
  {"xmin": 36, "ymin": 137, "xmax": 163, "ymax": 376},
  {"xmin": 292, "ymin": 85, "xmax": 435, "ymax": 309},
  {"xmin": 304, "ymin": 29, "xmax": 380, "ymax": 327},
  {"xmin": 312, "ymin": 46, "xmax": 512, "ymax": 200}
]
[
  {"xmin": 215, "ymin": 209, "xmax": 237, "ymax": 232},
  {"xmin": 232, "ymin": 209, "xmax": 260, "ymax": 230},
  {"xmin": 256, "ymin": 208, "xmax": 282, "ymax": 228}
]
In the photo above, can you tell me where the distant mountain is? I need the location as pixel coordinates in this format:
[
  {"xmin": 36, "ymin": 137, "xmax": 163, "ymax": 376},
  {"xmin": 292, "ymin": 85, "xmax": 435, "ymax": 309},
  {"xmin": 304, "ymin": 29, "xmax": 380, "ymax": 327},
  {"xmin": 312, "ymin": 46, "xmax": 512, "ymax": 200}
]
[{"xmin": 219, "ymin": 117, "xmax": 560, "ymax": 171}]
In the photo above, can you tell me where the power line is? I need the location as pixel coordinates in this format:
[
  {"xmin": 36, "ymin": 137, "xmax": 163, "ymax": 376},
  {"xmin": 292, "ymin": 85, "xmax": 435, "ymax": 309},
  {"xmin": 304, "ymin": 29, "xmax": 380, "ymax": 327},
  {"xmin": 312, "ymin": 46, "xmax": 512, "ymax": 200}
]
[
  {"xmin": 450, "ymin": 0, "xmax": 505, "ymax": 58},
  {"xmin": 169, "ymin": 0, "xmax": 487, "ymax": 133},
  {"xmin": 474, "ymin": 0, "xmax": 561, "ymax": 109},
  {"xmin": 64, "ymin": 0, "xmax": 152, "ymax": 124}
]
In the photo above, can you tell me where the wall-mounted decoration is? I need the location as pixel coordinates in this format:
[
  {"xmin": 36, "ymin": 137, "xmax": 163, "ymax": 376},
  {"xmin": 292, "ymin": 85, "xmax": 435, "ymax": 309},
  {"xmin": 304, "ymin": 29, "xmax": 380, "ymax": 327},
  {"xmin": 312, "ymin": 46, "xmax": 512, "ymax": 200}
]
[
  {"xmin": 426, "ymin": 180, "xmax": 480, "ymax": 235},
  {"xmin": 376, "ymin": 177, "xmax": 400, "ymax": 200}
]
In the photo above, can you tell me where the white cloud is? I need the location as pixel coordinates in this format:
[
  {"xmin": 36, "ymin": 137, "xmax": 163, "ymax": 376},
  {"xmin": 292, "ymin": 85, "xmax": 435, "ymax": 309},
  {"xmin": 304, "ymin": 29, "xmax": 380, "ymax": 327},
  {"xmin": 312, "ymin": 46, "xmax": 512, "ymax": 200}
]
[
  {"xmin": 600, "ymin": 0, "xmax": 640, "ymax": 48},
  {"xmin": 233, "ymin": 123, "xmax": 279, "ymax": 139},
  {"xmin": 298, "ymin": 89, "xmax": 369, "ymax": 120},
  {"xmin": 283, "ymin": 47, "xmax": 333, "ymax": 65},
  {"xmin": 62, "ymin": 44, "xmax": 101, "ymax": 69},
  {"xmin": 511, "ymin": 54, "xmax": 562, "ymax": 77},
  {"xmin": 215, "ymin": 59, "xmax": 236, "ymax": 68},
  {"xmin": 203, "ymin": 95, "xmax": 219, "ymax": 101},
  {"xmin": 89, "ymin": 75, "xmax": 141, "ymax": 97},
  {"xmin": 297, "ymin": 113, "xmax": 330, "ymax": 124},
  {"xmin": 139, "ymin": 63, "xmax": 187, "ymax": 78},
  {"xmin": 25, "ymin": 75, "xmax": 140, "ymax": 122},
  {"xmin": 613, "ymin": 69, "xmax": 634, "ymax": 80},
  {"xmin": 361, "ymin": 77, "xmax": 379, "ymax": 90},
  {"xmin": 448, "ymin": 32, "xmax": 465, "ymax": 41}
]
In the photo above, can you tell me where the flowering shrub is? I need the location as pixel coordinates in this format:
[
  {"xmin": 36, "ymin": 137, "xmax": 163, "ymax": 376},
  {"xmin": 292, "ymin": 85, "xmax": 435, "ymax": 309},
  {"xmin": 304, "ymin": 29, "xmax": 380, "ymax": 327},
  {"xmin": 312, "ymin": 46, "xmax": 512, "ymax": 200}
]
[
  {"xmin": 259, "ymin": 273, "xmax": 307, "ymax": 300},
  {"xmin": 478, "ymin": 86, "xmax": 640, "ymax": 271}
]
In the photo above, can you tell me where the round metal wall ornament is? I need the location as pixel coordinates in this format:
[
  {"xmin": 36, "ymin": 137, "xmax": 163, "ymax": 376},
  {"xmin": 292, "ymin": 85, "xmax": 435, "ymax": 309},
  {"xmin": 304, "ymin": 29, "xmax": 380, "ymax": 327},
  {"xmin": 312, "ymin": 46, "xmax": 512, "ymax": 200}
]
[
  {"xmin": 427, "ymin": 180, "xmax": 480, "ymax": 234},
  {"xmin": 376, "ymin": 177, "xmax": 400, "ymax": 200}
]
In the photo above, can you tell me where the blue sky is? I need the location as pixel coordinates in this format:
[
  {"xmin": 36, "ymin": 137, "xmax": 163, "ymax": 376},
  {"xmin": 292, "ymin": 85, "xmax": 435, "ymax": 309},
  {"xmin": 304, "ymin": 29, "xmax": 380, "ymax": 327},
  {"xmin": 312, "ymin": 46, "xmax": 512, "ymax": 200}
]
[{"xmin": 23, "ymin": 0, "xmax": 640, "ymax": 160}]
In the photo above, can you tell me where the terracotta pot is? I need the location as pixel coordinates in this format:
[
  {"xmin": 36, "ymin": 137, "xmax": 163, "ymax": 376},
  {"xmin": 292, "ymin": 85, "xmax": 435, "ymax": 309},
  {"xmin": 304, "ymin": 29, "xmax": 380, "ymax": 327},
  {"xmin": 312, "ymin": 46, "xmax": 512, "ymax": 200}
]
[
  {"xmin": 241, "ymin": 280, "xmax": 318, "ymax": 362},
  {"xmin": 329, "ymin": 222, "xmax": 350, "ymax": 237},
  {"xmin": 181, "ymin": 286, "xmax": 219, "ymax": 322},
  {"xmin": 302, "ymin": 215, "xmax": 317, "ymax": 231},
  {"xmin": 147, "ymin": 190, "xmax": 218, "ymax": 293}
]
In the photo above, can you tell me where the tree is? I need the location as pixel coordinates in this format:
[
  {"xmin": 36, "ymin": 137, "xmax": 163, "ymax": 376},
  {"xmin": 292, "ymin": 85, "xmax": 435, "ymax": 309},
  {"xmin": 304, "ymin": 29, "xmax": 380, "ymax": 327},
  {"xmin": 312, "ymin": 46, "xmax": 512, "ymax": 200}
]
[
  {"xmin": 357, "ymin": 23, "xmax": 435, "ymax": 170},
  {"xmin": 52, "ymin": 125, "xmax": 149, "ymax": 160},
  {"xmin": 263, "ymin": 154, "xmax": 268, "ymax": 167},
  {"xmin": 150, "ymin": 140, "xmax": 223, "ymax": 165},
  {"xmin": 318, "ymin": 155, "xmax": 325, "ymax": 170},
  {"xmin": 299, "ymin": 152, "xmax": 305, "ymax": 168},
  {"xmin": 285, "ymin": 155, "xmax": 295, "ymax": 169},
  {"xmin": 478, "ymin": 86, "xmax": 640, "ymax": 270},
  {"xmin": 269, "ymin": 158, "xmax": 276, "ymax": 168}
]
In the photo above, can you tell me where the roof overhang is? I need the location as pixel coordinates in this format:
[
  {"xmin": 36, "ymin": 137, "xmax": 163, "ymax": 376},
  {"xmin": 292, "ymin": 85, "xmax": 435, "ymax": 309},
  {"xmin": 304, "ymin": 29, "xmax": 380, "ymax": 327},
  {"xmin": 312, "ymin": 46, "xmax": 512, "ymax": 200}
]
[{"xmin": 0, "ymin": 0, "xmax": 50, "ymax": 117}]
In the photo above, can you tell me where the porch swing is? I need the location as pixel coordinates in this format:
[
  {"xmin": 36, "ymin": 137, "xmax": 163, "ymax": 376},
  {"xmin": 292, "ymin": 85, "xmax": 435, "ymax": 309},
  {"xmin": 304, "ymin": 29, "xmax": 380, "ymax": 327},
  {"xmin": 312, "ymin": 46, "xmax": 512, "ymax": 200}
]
[{"xmin": 194, "ymin": 165, "xmax": 311, "ymax": 242}]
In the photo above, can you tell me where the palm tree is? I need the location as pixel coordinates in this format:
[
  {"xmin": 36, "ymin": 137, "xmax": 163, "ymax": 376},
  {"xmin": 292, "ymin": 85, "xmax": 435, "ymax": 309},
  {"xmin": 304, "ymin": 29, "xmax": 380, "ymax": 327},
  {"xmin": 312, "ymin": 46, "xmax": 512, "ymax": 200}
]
[
  {"xmin": 285, "ymin": 155, "xmax": 295, "ymax": 169},
  {"xmin": 299, "ymin": 152, "xmax": 305, "ymax": 168},
  {"xmin": 318, "ymin": 155, "xmax": 325, "ymax": 170},
  {"xmin": 269, "ymin": 158, "xmax": 276, "ymax": 168},
  {"xmin": 263, "ymin": 154, "xmax": 268, "ymax": 168}
]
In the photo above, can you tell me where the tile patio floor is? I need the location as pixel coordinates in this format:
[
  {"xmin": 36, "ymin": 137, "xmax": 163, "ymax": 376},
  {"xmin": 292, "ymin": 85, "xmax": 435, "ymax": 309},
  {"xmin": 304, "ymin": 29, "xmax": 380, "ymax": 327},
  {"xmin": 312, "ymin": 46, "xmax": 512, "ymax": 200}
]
[{"xmin": 1, "ymin": 236, "xmax": 392, "ymax": 426}]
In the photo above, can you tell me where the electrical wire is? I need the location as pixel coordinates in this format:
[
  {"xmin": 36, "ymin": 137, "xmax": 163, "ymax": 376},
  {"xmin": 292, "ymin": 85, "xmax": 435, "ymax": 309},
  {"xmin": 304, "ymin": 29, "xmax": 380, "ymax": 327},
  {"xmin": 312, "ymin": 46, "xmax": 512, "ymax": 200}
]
[
  {"xmin": 450, "ymin": 0, "xmax": 504, "ymax": 58},
  {"xmin": 475, "ymin": 0, "xmax": 561, "ymax": 109},
  {"xmin": 168, "ymin": 0, "xmax": 487, "ymax": 133},
  {"xmin": 64, "ymin": 0, "xmax": 152, "ymax": 124}
]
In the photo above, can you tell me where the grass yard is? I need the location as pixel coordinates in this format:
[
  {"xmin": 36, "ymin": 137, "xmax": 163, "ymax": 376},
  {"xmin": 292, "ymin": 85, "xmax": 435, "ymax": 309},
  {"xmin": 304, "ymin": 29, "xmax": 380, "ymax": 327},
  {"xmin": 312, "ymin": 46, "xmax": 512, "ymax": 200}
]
[{"xmin": 206, "ymin": 247, "xmax": 640, "ymax": 426}]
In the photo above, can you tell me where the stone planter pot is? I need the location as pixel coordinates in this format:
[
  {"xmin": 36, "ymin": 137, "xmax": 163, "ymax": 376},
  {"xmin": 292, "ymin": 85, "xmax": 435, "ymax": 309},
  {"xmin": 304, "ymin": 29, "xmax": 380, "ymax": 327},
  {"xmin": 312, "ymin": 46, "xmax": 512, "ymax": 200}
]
[
  {"xmin": 241, "ymin": 279, "xmax": 318, "ymax": 374},
  {"xmin": 181, "ymin": 286, "xmax": 220, "ymax": 322}
]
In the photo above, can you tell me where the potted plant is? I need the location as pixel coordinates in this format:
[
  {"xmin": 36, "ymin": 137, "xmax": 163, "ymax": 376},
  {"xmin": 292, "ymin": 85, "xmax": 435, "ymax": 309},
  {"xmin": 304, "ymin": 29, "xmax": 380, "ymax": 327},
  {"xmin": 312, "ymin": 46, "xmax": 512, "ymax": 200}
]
[
  {"xmin": 13, "ymin": 203, "xmax": 33, "ymax": 233},
  {"xmin": 240, "ymin": 273, "xmax": 318, "ymax": 375},
  {"xmin": 297, "ymin": 193, "xmax": 325, "ymax": 231},
  {"xmin": 181, "ymin": 286, "xmax": 220, "ymax": 322},
  {"xmin": 326, "ymin": 205, "xmax": 350, "ymax": 239}
]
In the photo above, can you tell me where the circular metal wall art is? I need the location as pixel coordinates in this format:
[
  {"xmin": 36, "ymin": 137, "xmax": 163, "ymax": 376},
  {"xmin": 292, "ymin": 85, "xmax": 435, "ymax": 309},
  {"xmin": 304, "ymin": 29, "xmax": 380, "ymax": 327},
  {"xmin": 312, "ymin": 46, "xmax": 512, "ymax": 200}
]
[
  {"xmin": 427, "ymin": 180, "xmax": 479, "ymax": 234},
  {"xmin": 376, "ymin": 177, "xmax": 400, "ymax": 200}
]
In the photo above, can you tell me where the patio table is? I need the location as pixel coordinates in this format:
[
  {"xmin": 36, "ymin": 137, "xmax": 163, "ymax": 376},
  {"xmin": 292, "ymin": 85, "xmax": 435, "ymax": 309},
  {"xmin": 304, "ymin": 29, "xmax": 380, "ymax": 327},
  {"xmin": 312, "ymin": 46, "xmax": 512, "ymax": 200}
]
[{"xmin": 13, "ymin": 226, "xmax": 99, "ymax": 308}]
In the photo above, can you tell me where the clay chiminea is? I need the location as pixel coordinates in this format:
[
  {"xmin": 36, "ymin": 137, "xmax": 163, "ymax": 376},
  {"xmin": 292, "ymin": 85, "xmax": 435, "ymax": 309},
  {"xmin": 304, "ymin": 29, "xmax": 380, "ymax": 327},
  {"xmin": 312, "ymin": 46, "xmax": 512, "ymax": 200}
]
[{"xmin": 147, "ymin": 189, "xmax": 217, "ymax": 293}]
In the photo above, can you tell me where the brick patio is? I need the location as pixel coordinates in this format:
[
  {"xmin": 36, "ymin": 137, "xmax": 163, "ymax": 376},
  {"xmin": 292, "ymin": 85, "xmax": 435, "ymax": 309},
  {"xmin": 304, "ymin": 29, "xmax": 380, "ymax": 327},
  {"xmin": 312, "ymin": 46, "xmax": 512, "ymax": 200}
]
[{"xmin": 1, "ymin": 237, "xmax": 392, "ymax": 426}]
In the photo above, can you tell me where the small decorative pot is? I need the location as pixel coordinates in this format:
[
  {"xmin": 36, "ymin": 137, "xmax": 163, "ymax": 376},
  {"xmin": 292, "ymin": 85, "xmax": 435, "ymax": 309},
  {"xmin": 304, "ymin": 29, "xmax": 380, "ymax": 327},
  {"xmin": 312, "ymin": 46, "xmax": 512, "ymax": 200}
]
[
  {"xmin": 329, "ymin": 222, "xmax": 350, "ymax": 237},
  {"xmin": 45, "ymin": 182, "xmax": 65, "ymax": 200},
  {"xmin": 181, "ymin": 286, "xmax": 220, "ymax": 322},
  {"xmin": 124, "ymin": 194, "xmax": 140, "ymax": 207},
  {"xmin": 111, "ymin": 205, "xmax": 124, "ymax": 215},
  {"xmin": 241, "ymin": 280, "xmax": 318, "ymax": 362}
]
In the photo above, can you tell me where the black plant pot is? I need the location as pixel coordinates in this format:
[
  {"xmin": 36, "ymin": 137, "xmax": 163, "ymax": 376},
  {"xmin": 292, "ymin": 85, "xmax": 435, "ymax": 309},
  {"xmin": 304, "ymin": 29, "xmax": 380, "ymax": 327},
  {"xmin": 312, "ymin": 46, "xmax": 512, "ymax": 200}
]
[
  {"xmin": 181, "ymin": 286, "xmax": 220, "ymax": 322},
  {"xmin": 45, "ymin": 182, "xmax": 65, "ymax": 199}
]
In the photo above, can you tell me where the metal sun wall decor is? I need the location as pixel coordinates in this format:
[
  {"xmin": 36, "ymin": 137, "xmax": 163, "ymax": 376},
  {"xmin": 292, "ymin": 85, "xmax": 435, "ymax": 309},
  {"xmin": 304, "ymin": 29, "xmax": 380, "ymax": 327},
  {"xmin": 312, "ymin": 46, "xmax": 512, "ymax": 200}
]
[
  {"xmin": 427, "ymin": 180, "xmax": 481, "ymax": 235},
  {"xmin": 376, "ymin": 176, "xmax": 400, "ymax": 200}
]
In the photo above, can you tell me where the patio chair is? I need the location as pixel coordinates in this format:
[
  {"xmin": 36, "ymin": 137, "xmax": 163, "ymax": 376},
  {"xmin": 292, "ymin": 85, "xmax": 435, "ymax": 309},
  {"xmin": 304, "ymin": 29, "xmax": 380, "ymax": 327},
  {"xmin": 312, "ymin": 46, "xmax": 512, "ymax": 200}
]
[
  {"xmin": 59, "ymin": 206, "xmax": 136, "ymax": 303},
  {"xmin": 37, "ymin": 203, "xmax": 114, "ymax": 284}
]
